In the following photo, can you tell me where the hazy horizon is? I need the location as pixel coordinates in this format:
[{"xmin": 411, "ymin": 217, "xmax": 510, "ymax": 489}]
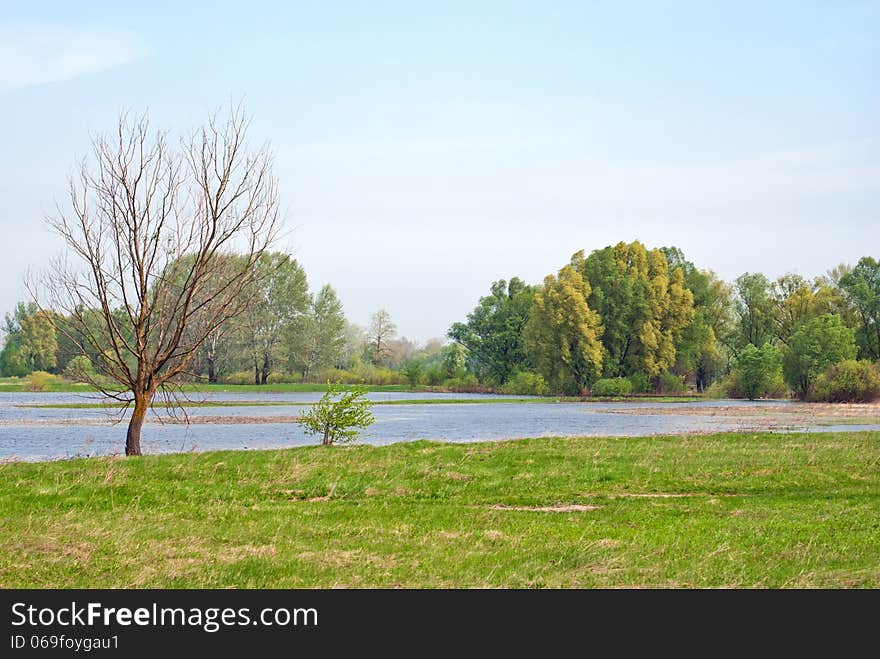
[{"xmin": 2, "ymin": 1, "xmax": 877, "ymax": 343}]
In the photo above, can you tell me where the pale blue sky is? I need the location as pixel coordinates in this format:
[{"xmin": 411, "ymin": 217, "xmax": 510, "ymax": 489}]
[{"xmin": 1, "ymin": 1, "xmax": 878, "ymax": 341}]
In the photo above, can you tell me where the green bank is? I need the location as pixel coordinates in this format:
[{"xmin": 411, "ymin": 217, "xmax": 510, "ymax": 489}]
[{"xmin": 1, "ymin": 431, "xmax": 878, "ymax": 588}]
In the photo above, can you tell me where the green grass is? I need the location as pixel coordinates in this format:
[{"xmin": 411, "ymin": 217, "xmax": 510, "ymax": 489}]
[{"xmin": 1, "ymin": 431, "xmax": 878, "ymax": 588}]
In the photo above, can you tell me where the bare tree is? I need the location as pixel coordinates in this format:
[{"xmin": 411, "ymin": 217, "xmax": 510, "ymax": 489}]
[
  {"xmin": 31, "ymin": 107, "xmax": 281, "ymax": 455},
  {"xmin": 367, "ymin": 309, "xmax": 397, "ymax": 364}
]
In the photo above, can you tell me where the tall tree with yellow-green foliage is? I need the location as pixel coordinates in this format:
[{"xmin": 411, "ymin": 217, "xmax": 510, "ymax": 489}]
[
  {"xmin": 524, "ymin": 264, "xmax": 604, "ymax": 395},
  {"xmin": 578, "ymin": 241, "xmax": 694, "ymax": 379}
]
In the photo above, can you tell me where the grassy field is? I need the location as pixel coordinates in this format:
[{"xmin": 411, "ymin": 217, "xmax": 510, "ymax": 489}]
[{"xmin": 1, "ymin": 431, "xmax": 878, "ymax": 588}]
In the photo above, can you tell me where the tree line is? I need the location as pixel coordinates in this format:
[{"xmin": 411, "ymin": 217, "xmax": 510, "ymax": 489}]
[
  {"xmin": 1, "ymin": 256, "xmax": 429, "ymax": 387},
  {"xmin": 5, "ymin": 241, "xmax": 878, "ymax": 404},
  {"xmin": 449, "ymin": 242, "xmax": 880, "ymax": 401}
]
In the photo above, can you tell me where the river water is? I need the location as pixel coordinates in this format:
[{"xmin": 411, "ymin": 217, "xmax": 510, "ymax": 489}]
[{"xmin": 1, "ymin": 392, "xmax": 877, "ymax": 461}]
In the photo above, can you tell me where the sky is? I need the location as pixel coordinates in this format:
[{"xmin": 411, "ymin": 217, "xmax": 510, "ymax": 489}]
[{"xmin": 1, "ymin": 1, "xmax": 878, "ymax": 343}]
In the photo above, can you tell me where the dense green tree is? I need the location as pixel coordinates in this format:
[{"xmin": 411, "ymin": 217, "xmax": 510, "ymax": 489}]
[
  {"xmin": 524, "ymin": 265, "xmax": 604, "ymax": 394},
  {"xmin": 440, "ymin": 343, "xmax": 467, "ymax": 379},
  {"xmin": 579, "ymin": 242, "xmax": 694, "ymax": 379},
  {"xmin": 734, "ymin": 343, "xmax": 781, "ymax": 401},
  {"xmin": 733, "ymin": 273, "xmax": 773, "ymax": 350},
  {"xmin": 242, "ymin": 253, "xmax": 310, "ymax": 384},
  {"xmin": 662, "ymin": 248, "xmax": 732, "ymax": 390},
  {"xmin": 0, "ymin": 303, "xmax": 58, "ymax": 376},
  {"xmin": 839, "ymin": 257, "xmax": 880, "ymax": 360},
  {"xmin": 768, "ymin": 274, "xmax": 837, "ymax": 346},
  {"xmin": 289, "ymin": 285, "xmax": 347, "ymax": 379},
  {"xmin": 448, "ymin": 278, "xmax": 535, "ymax": 384},
  {"xmin": 782, "ymin": 314, "xmax": 857, "ymax": 400}
]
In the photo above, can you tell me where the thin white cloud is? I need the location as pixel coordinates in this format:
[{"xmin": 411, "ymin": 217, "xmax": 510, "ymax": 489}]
[{"xmin": 0, "ymin": 24, "xmax": 145, "ymax": 92}]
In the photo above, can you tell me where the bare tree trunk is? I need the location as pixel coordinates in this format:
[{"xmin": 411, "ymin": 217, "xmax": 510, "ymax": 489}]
[
  {"xmin": 260, "ymin": 351, "xmax": 270, "ymax": 385},
  {"xmin": 207, "ymin": 358, "xmax": 216, "ymax": 384},
  {"xmin": 322, "ymin": 425, "xmax": 331, "ymax": 445},
  {"xmin": 125, "ymin": 392, "xmax": 151, "ymax": 456},
  {"xmin": 254, "ymin": 357, "xmax": 260, "ymax": 386}
]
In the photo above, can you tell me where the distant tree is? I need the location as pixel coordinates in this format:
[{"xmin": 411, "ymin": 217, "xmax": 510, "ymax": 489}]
[
  {"xmin": 579, "ymin": 242, "xmax": 694, "ymax": 378},
  {"xmin": 734, "ymin": 343, "xmax": 781, "ymax": 400},
  {"xmin": 440, "ymin": 343, "xmax": 467, "ymax": 379},
  {"xmin": 422, "ymin": 337, "xmax": 445, "ymax": 356},
  {"xmin": 367, "ymin": 309, "xmax": 397, "ymax": 364},
  {"xmin": 524, "ymin": 265, "xmax": 604, "ymax": 394},
  {"xmin": 298, "ymin": 383, "xmax": 375, "ymax": 445},
  {"xmin": 242, "ymin": 253, "xmax": 309, "ymax": 384},
  {"xmin": 199, "ymin": 327, "xmax": 228, "ymax": 384},
  {"xmin": 401, "ymin": 355, "xmax": 426, "ymax": 386},
  {"xmin": 32, "ymin": 108, "xmax": 281, "ymax": 455},
  {"xmin": 662, "ymin": 248, "xmax": 731, "ymax": 390},
  {"xmin": 839, "ymin": 257, "xmax": 880, "ymax": 360},
  {"xmin": 289, "ymin": 285, "xmax": 347, "ymax": 379},
  {"xmin": 825, "ymin": 263, "xmax": 853, "ymax": 287},
  {"xmin": 168, "ymin": 253, "xmax": 246, "ymax": 384},
  {"xmin": 384, "ymin": 336, "xmax": 418, "ymax": 370},
  {"xmin": 0, "ymin": 303, "xmax": 58, "ymax": 376},
  {"xmin": 336, "ymin": 322, "xmax": 365, "ymax": 370},
  {"xmin": 783, "ymin": 314, "xmax": 857, "ymax": 400},
  {"xmin": 448, "ymin": 278, "xmax": 534, "ymax": 384},
  {"xmin": 768, "ymin": 274, "xmax": 837, "ymax": 346},
  {"xmin": 733, "ymin": 273, "xmax": 773, "ymax": 350}
]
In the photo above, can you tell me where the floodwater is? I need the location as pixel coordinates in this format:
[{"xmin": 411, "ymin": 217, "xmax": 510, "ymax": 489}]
[{"xmin": 0, "ymin": 391, "xmax": 877, "ymax": 462}]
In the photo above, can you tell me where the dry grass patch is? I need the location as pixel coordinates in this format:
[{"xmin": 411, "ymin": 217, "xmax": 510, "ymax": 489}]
[
  {"xmin": 296, "ymin": 549, "xmax": 396, "ymax": 569},
  {"xmin": 216, "ymin": 545, "xmax": 278, "ymax": 562},
  {"xmin": 488, "ymin": 504, "xmax": 601, "ymax": 512}
]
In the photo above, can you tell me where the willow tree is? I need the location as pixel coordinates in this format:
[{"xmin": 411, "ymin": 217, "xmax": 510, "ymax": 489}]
[
  {"xmin": 524, "ymin": 264, "xmax": 604, "ymax": 395},
  {"xmin": 33, "ymin": 108, "xmax": 281, "ymax": 455},
  {"xmin": 579, "ymin": 241, "xmax": 694, "ymax": 378}
]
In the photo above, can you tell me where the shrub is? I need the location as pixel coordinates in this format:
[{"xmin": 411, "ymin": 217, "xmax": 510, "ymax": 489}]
[
  {"xmin": 25, "ymin": 371, "xmax": 56, "ymax": 392},
  {"xmin": 401, "ymin": 358, "xmax": 426, "ymax": 386},
  {"xmin": 591, "ymin": 377, "xmax": 633, "ymax": 397},
  {"xmin": 442, "ymin": 374, "xmax": 482, "ymax": 392},
  {"xmin": 704, "ymin": 379, "xmax": 729, "ymax": 399},
  {"xmin": 223, "ymin": 371, "xmax": 256, "ymax": 385},
  {"xmin": 498, "ymin": 371, "xmax": 549, "ymax": 396},
  {"xmin": 656, "ymin": 372, "xmax": 686, "ymax": 394},
  {"xmin": 298, "ymin": 383, "xmax": 375, "ymax": 445},
  {"xmin": 733, "ymin": 344, "xmax": 781, "ymax": 400},
  {"xmin": 63, "ymin": 356, "xmax": 95, "ymax": 383},
  {"xmin": 783, "ymin": 314, "xmax": 857, "ymax": 400},
  {"xmin": 627, "ymin": 373, "xmax": 651, "ymax": 394},
  {"xmin": 708, "ymin": 370, "xmax": 789, "ymax": 400},
  {"xmin": 764, "ymin": 373, "xmax": 790, "ymax": 399},
  {"xmin": 266, "ymin": 372, "xmax": 302, "ymax": 384},
  {"xmin": 423, "ymin": 364, "xmax": 446, "ymax": 387},
  {"xmin": 810, "ymin": 360, "xmax": 880, "ymax": 403}
]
